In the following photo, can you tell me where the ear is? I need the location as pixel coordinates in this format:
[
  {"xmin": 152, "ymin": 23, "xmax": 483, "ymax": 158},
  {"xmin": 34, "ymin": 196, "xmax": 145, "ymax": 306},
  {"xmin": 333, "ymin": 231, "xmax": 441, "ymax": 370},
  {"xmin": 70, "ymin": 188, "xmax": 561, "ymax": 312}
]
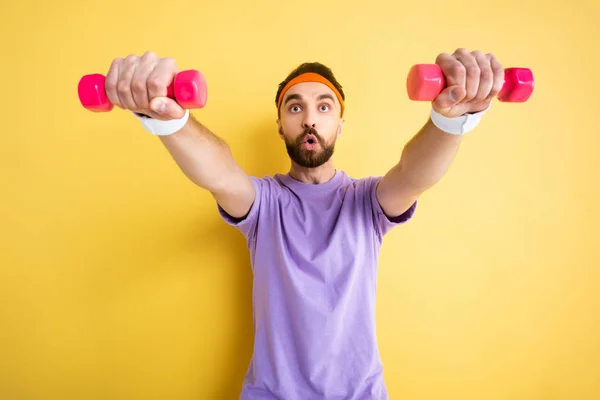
[
  {"xmin": 276, "ymin": 119, "xmax": 284, "ymax": 140},
  {"xmin": 336, "ymin": 118, "xmax": 344, "ymax": 138}
]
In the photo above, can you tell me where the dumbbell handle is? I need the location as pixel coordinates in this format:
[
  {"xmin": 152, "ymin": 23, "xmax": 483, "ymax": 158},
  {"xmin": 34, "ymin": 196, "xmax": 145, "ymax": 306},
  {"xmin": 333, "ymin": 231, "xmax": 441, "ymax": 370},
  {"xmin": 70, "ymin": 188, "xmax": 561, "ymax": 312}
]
[
  {"xmin": 407, "ymin": 64, "xmax": 534, "ymax": 103},
  {"xmin": 78, "ymin": 69, "xmax": 207, "ymax": 112}
]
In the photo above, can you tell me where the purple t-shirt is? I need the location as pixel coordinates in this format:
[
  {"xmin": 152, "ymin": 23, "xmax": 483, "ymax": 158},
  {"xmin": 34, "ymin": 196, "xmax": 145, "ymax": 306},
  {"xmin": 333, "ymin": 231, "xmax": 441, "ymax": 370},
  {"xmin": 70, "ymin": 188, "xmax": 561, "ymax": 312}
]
[{"xmin": 218, "ymin": 169, "xmax": 417, "ymax": 399}]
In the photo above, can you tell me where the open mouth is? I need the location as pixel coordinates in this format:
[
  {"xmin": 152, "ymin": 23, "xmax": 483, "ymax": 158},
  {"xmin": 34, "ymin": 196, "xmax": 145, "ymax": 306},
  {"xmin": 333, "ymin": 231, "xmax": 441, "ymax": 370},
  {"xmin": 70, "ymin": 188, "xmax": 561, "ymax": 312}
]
[{"xmin": 303, "ymin": 134, "xmax": 318, "ymax": 145}]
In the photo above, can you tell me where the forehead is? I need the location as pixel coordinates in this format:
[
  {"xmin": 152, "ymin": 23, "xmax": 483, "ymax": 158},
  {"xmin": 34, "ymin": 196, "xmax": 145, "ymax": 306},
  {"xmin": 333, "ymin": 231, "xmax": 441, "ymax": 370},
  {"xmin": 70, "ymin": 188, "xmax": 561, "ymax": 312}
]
[{"xmin": 285, "ymin": 81, "xmax": 336, "ymax": 100}]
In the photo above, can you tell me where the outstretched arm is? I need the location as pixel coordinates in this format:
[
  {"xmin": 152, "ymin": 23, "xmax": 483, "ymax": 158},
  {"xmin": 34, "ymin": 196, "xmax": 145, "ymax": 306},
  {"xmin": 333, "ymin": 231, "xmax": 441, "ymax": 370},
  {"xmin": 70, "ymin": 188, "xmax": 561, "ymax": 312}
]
[
  {"xmin": 376, "ymin": 48, "xmax": 505, "ymax": 217},
  {"xmin": 104, "ymin": 51, "xmax": 255, "ymax": 219},
  {"xmin": 158, "ymin": 114, "xmax": 255, "ymax": 219}
]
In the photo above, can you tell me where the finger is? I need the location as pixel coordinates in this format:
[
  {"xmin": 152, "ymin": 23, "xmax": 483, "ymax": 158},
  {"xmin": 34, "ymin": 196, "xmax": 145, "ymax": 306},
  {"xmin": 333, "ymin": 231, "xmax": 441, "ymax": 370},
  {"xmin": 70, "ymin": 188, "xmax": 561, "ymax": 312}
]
[
  {"xmin": 453, "ymin": 48, "xmax": 480, "ymax": 103},
  {"xmin": 472, "ymin": 50, "xmax": 493, "ymax": 102},
  {"xmin": 146, "ymin": 56, "xmax": 178, "ymax": 101},
  {"xmin": 487, "ymin": 53, "xmax": 504, "ymax": 101},
  {"xmin": 131, "ymin": 52, "xmax": 159, "ymax": 111},
  {"xmin": 117, "ymin": 54, "xmax": 140, "ymax": 110},
  {"xmin": 432, "ymin": 85, "xmax": 466, "ymax": 112},
  {"xmin": 105, "ymin": 58, "xmax": 124, "ymax": 109},
  {"xmin": 149, "ymin": 97, "xmax": 186, "ymax": 120},
  {"xmin": 436, "ymin": 52, "xmax": 466, "ymax": 90}
]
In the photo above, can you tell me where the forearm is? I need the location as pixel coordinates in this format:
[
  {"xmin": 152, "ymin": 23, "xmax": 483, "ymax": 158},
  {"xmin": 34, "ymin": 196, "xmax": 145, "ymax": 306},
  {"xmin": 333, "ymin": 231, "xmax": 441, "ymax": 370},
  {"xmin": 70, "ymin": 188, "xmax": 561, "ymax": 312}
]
[
  {"xmin": 158, "ymin": 113, "xmax": 243, "ymax": 193},
  {"xmin": 393, "ymin": 117, "xmax": 463, "ymax": 193}
]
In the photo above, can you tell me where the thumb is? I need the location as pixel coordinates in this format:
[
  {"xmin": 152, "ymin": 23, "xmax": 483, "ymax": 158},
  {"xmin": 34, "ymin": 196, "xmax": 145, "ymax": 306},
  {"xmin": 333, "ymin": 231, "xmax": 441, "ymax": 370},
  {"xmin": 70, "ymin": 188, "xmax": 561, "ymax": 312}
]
[
  {"xmin": 150, "ymin": 97, "xmax": 185, "ymax": 120},
  {"xmin": 432, "ymin": 85, "xmax": 466, "ymax": 111}
]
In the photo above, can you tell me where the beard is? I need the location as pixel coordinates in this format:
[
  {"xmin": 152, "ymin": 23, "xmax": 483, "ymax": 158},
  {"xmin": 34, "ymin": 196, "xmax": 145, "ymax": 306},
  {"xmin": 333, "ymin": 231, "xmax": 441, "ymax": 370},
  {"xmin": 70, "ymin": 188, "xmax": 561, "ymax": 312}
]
[{"xmin": 284, "ymin": 127, "xmax": 336, "ymax": 168}]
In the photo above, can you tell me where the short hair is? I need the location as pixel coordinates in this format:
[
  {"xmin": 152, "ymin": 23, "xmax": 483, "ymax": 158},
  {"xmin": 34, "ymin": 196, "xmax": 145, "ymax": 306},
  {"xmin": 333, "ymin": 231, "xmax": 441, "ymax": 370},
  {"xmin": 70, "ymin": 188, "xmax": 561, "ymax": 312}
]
[{"xmin": 275, "ymin": 62, "xmax": 345, "ymax": 108}]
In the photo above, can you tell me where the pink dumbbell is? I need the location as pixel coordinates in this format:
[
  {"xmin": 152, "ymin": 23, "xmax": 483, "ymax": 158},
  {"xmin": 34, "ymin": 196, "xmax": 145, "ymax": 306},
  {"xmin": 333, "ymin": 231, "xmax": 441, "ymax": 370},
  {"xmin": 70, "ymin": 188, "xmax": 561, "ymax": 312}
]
[
  {"xmin": 78, "ymin": 69, "xmax": 208, "ymax": 112},
  {"xmin": 406, "ymin": 64, "xmax": 534, "ymax": 102}
]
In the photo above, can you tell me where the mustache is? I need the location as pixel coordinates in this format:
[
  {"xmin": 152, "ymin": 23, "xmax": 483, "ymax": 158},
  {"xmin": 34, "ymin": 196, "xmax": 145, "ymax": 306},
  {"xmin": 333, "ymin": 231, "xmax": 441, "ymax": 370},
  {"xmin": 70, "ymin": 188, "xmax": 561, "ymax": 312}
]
[{"xmin": 297, "ymin": 127, "xmax": 323, "ymax": 145}]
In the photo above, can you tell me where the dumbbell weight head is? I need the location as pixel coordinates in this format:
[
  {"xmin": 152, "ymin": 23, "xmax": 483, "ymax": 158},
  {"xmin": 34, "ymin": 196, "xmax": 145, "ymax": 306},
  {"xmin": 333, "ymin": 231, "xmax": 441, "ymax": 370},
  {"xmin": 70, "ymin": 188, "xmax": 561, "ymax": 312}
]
[
  {"xmin": 78, "ymin": 74, "xmax": 113, "ymax": 112},
  {"xmin": 497, "ymin": 68, "xmax": 534, "ymax": 102},
  {"xmin": 406, "ymin": 64, "xmax": 534, "ymax": 103},
  {"xmin": 78, "ymin": 69, "xmax": 208, "ymax": 112}
]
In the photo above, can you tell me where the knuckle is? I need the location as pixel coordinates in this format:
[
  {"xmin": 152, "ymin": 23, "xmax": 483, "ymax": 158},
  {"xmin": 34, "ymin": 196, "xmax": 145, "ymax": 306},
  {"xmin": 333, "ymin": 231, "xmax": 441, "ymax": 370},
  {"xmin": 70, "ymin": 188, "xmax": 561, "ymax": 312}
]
[
  {"xmin": 160, "ymin": 56, "xmax": 178, "ymax": 69},
  {"xmin": 147, "ymin": 75, "xmax": 164, "ymax": 90},
  {"xmin": 465, "ymin": 63, "xmax": 480, "ymax": 76},
  {"xmin": 450, "ymin": 63, "xmax": 465, "ymax": 76},
  {"xmin": 105, "ymin": 79, "xmax": 117, "ymax": 92},
  {"xmin": 124, "ymin": 54, "xmax": 139, "ymax": 64},
  {"xmin": 472, "ymin": 50, "xmax": 485, "ymax": 58},
  {"xmin": 131, "ymin": 79, "xmax": 146, "ymax": 93},
  {"xmin": 142, "ymin": 51, "xmax": 157, "ymax": 59},
  {"xmin": 110, "ymin": 57, "xmax": 123, "ymax": 68},
  {"xmin": 480, "ymin": 68, "xmax": 493, "ymax": 80},
  {"xmin": 117, "ymin": 80, "xmax": 130, "ymax": 95},
  {"xmin": 435, "ymin": 52, "xmax": 451, "ymax": 62},
  {"xmin": 106, "ymin": 58, "xmax": 122, "ymax": 78},
  {"xmin": 474, "ymin": 91, "xmax": 488, "ymax": 101}
]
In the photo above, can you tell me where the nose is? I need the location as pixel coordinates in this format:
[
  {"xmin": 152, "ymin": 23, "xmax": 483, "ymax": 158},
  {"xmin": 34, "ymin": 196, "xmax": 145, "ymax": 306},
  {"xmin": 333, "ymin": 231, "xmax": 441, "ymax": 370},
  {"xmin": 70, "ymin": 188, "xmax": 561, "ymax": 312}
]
[{"xmin": 302, "ymin": 109, "xmax": 316, "ymax": 129}]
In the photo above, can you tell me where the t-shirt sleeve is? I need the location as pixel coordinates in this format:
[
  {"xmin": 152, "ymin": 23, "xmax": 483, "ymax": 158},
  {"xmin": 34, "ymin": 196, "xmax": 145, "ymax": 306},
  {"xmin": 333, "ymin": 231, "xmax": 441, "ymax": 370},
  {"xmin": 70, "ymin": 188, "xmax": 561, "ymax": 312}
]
[
  {"xmin": 366, "ymin": 176, "xmax": 417, "ymax": 240},
  {"xmin": 216, "ymin": 176, "xmax": 266, "ymax": 246}
]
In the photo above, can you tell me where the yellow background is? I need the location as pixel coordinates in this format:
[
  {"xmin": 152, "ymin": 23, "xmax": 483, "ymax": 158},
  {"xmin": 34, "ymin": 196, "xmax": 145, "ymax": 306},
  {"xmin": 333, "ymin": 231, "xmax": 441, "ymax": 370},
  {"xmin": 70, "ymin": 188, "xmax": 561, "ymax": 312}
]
[{"xmin": 1, "ymin": 0, "xmax": 599, "ymax": 398}]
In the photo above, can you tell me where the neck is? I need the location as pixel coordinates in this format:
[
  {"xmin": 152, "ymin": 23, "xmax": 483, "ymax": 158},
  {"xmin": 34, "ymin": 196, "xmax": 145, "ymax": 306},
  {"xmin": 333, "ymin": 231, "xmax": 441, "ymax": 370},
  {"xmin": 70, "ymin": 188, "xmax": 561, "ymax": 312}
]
[{"xmin": 288, "ymin": 160, "xmax": 336, "ymax": 184}]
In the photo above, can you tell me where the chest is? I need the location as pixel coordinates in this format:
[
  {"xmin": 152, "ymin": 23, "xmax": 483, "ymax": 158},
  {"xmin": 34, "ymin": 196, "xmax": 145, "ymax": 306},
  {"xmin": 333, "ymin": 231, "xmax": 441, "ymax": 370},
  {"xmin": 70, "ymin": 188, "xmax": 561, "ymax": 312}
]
[
  {"xmin": 259, "ymin": 195, "xmax": 374, "ymax": 270},
  {"xmin": 252, "ymin": 193, "xmax": 379, "ymax": 313}
]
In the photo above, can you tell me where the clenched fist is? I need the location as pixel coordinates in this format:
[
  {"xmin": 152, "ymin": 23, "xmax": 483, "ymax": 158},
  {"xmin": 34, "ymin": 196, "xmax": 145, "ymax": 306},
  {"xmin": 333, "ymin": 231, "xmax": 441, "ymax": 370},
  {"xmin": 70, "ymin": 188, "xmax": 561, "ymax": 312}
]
[
  {"xmin": 105, "ymin": 51, "xmax": 186, "ymax": 121},
  {"xmin": 432, "ymin": 48, "xmax": 505, "ymax": 118}
]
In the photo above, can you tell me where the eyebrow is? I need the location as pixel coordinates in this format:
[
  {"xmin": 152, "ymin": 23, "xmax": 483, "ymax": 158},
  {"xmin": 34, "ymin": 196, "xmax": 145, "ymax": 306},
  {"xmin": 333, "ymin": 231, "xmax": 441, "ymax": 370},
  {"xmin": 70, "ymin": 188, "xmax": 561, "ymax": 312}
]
[{"xmin": 284, "ymin": 93, "xmax": 336, "ymax": 105}]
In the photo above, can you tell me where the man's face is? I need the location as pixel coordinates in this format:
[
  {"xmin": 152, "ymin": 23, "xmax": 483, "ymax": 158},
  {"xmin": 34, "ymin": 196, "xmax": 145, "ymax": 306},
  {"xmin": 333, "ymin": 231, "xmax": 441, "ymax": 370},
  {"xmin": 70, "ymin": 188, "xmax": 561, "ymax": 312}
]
[{"xmin": 277, "ymin": 82, "xmax": 344, "ymax": 168}]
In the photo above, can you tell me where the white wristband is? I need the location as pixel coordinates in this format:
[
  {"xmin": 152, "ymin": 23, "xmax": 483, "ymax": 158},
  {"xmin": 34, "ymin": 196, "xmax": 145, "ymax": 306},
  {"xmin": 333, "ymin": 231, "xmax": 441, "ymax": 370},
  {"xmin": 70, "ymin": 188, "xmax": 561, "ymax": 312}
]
[
  {"xmin": 430, "ymin": 103, "xmax": 490, "ymax": 135},
  {"xmin": 132, "ymin": 109, "xmax": 190, "ymax": 136}
]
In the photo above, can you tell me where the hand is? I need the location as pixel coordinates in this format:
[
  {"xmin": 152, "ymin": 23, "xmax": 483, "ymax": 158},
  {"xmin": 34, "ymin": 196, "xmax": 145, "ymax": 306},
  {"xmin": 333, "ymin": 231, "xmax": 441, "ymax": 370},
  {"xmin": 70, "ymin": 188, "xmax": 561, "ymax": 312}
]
[
  {"xmin": 105, "ymin": 51, "xmax": 186, "ymax": 120},
  {"xmin": 431, "ymin": 48, "xmax": 504, "ymax": 118}
]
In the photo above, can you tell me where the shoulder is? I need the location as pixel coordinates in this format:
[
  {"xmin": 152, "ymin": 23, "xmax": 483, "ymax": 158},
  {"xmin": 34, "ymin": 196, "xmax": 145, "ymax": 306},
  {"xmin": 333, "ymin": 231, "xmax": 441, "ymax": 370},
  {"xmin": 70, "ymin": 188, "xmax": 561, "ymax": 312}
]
[
  {"xmin": 252, "ymin": 174, "xmax": 288, "ymax": 190},
  {"xmin": 246, "ymin": 174, "xmax": 292, "ymax": 203},
  {"xmin": 339, "ymin": 172, "xmax": 383, "ymax": 193}
]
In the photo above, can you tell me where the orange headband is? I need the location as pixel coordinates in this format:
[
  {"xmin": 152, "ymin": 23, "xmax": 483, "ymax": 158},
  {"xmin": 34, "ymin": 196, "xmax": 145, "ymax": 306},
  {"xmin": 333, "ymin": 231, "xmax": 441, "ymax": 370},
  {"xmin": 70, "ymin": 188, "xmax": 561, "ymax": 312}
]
[{"xmin": 277, "ymin": 72, "xmax": 345, "ymax": 117}]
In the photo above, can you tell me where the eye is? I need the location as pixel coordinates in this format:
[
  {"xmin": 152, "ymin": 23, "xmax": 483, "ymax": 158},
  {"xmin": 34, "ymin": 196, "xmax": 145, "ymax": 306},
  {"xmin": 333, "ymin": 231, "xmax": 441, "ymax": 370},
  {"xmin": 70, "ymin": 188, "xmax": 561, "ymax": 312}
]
[
  {"xmin": 290, "ymin": 105, "xmax": 302, "ymax": 113},
  {"xmin": 319, "ymin": 104, "xmax": 330, "ymax": 112}
]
